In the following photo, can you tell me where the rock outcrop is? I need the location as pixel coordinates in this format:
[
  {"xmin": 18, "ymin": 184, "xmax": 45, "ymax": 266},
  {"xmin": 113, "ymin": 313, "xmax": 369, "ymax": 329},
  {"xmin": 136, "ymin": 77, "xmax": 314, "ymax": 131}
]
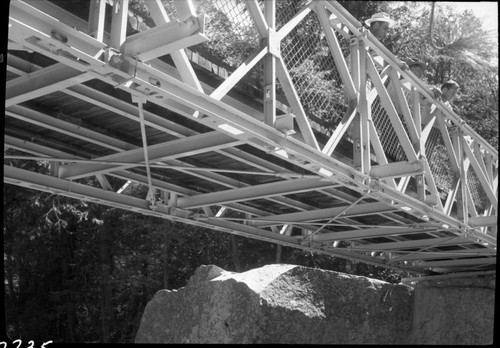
[
  {"xmin": 408, "ymin": 273, "xmax": 496, "ymax": 345},
  {"xmin": 135, "ymin": 264, "xmax": 414, "ymax": 344}
]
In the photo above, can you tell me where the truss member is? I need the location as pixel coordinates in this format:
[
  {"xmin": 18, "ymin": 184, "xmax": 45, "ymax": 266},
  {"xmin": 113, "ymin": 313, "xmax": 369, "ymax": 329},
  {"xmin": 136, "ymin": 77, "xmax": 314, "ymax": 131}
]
[{"xmin": 387, "ymin": 58, "xmax": 441, "ymax": 116}]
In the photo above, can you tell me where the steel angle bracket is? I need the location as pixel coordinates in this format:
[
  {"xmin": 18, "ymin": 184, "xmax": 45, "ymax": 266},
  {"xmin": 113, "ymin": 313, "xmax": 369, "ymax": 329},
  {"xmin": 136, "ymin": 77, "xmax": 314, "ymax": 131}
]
[
  {"xmin": 9, "ymin": 0, "xmax": 106, "ymax": 64},
  {"xmin": 121, "ymin": 13, "xmax": 207, "ymax": 62},
  {"xmin": 151, "ymin": 202, "xmax": 192, "ymax": 219},
  {"xmin": 367, "ymin": 177, "xmax": 382, "ymax": 193}
]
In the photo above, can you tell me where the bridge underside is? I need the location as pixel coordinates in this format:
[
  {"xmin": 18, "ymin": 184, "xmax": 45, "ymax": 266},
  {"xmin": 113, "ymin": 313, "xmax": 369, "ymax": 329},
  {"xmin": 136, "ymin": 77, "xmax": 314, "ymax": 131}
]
[{"xmin": 5, "ymin": 0, "xmax": 497, "ymax": 275}]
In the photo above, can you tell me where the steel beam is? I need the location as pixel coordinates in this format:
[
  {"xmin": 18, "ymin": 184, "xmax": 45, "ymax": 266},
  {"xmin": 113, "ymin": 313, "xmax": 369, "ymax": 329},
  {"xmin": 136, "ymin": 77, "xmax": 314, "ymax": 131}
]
[
  {"xmin": 121, "ymin": 14, "xmax": 206, "ymax": 61},
  {"xmin": 109, "ymin": 0, "xmax": 128, "ymax": 49},
  {"xmin": 247, "ymin": 0, "xmax": 268, "ymax": 38},
  {"xmin": 9, "ymin": 0, "xmax": 106, "ymax": 59},
  {"xmin": 275, "ymin": 55, "xmax": 320, "ymax": 149},
  {"xmin": 6, "ymin": 105, "xmax": 135, "ymax": 152},
  {"xmin": 469, "ymin": 216, "xmax": 498, "ymax": 227},
  {"xmin": 250, "ymin": 202, "xmax": 397, "ymax": 226},
  {"xmin": 7, "ymin": 55, "xmax": 335, "ymax": 217},
  {"xmin": 5, "ymin": 164, "xmax": 425, "ymax": 273},
  {"xmin": 350, "ymin": 237, "xmax": 475, "ymax": 251},
  {"xmin": 420, "ymin": 257, "xmax": 496, "ymax": 268},
  {"xmin": 311, "ymin": 226, "xmax": 438, "ymax": 242},
  {"xmin": 277, "ymin": 1, "xmax": 315, "ymax": 41},
  {"xmin": 5, "ymin": 165, "xmax": 151, "ymax": 212},
  {"xmin": 370, "ymin": 161, "xmax": 423, "ymax": 180},
  {"xmin": 6, "ymin": 63, "xmax": 91, "ymax": 107},
  {"xmin": 7, "ymin": 5, "xmax": 480, "ymax": 237},
  {"xmin": 327, "ymin": 0, "xmax": 497, "ymax": 157},
  {"xmin": 177, "ymin": 177, "xmax": 337, "ymax": 209},
  {"xmin": 5, "ymin": 135, "xmax": 82, "ymax": 159},
  {"xmin": 59, "ymin": 132, "xmax": 242, "ymax": 179},
  {"xmin": 388, "ymin": 69, "xmax": 419, "ymax": 145},
  {"xmin": 88, "ymin": 0, "xmax": 106, "ymax": 42},
  {"xmin": 392, "ymin": 248, "xmax": 496, "ymax": 262},
  {"xmin": 315, "ymin": 2, "xmax": 356, "ymax": 100},
  {"xmin": 366, "ymin": 54, "xmax": 418, "ymax": 163},
  {"xmin": 322, "ymin": 105, "xmax": 357, "ymax": 156},
  {"xmin": 63, "ymin": 84, "xmax": 194, "ymax": 137},
  {"xmin": 200, "ymin": 217, "xmax": 406, "ymax": 270},
  {"xmin": 146, "ymin": 0, "xmax": 204, "ymax": 92},
  {"xmin": 6, "ymin": 0, "xmax": 496, "ymax": 274}
]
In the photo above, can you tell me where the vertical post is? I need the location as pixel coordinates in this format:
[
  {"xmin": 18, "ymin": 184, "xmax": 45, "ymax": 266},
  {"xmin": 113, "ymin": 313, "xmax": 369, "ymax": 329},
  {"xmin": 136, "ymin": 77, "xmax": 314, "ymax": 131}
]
[
  {"xmin": 484, "ymin": 153, "xmax": 494, "ymax": 184},
  {"xmin": 352, "ymin": 116, "xmax": 362, "ymax": 171},
  {"xmin": 416, "ymin": 172, "xmax": 426, "ymax": 202},
  {"xmin": 412, "ymin": 88, "xmax": 426, "ymax": 201},
  {"xmin": 263, "ymin": 0, "xmax": 276, "ymax": 127},
  {"xmin": 350, "ymin": 38, "xmax": 360, "ymax": 92},
  {"xmin": 110, "ymin": 0, "xmax": 129, "ymax": 49},
  {"xmin": 458, "ymin": 129, "xmax": 469, "ymax": 225},
  {"xmin": 348, "ymin": 35, "xmax": 361, "ymax": 170},
  {"xmin": 451, "ymin": 126, "xmax": 467, "ymax": 221},
  {"xmin": 353, "ymin": 38, "xmax": 369, "ymax": 174},
  {"xmin": 412, "ymin": 88, "xmax": 423, "ymax": 153},
  {"xmin": 50, "ymin": 161, "xmax": 59, "ymax": 177},
  {"xmin": 88, "ymin": 0, "xmax": 106, "ymax": 42}
]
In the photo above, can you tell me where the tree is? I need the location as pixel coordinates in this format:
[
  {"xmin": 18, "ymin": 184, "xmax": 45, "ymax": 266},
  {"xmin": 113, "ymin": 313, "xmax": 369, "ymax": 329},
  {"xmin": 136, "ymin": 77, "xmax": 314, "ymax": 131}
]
[{"xmin": 385, "ymin": 2, "xmax": 498, "ymax": 146}]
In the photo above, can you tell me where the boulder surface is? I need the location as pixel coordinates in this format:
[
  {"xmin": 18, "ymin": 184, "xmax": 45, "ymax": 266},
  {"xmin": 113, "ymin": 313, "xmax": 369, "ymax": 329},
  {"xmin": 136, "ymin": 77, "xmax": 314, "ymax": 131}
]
[
  {"xmin": 135, "ymin": 264, "xmax": 413, "ymax": 344},
  {"xmin": 408, "ymin": 274, "xmax": 496, "ymax": 345}
]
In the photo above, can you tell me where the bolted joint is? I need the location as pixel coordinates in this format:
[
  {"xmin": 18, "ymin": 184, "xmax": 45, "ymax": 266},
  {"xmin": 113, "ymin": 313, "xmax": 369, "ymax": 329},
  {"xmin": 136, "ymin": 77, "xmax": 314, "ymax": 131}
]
[
  {"xmin": 167, "ymin": 207, "xmax": 192, "ymax": 219},
  {"xmin": 266, "ymin": 28, "xmax": 280, "ymax": 57},
  {"xmin": 368, "ymin": 178, "xmax": 381, "ymax": 192}
]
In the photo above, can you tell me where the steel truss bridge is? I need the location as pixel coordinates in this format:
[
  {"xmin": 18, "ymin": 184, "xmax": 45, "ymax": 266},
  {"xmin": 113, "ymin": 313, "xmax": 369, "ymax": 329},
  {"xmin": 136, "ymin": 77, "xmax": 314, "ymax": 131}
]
[{"xmin": 5, "ymin": 0, "xmax": 497, "ymax": 275}]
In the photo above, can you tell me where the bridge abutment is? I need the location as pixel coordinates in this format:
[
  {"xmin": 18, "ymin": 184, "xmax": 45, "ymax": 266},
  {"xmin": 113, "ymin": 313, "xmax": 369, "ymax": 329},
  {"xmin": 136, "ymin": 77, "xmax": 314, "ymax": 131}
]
[
  {"xmin": 406, "ymin": 272, "xmax": 495, "ymax": 344},
  {"xmin": 135, "ymin": 264, "xmax": 495, "ymax": 344}
]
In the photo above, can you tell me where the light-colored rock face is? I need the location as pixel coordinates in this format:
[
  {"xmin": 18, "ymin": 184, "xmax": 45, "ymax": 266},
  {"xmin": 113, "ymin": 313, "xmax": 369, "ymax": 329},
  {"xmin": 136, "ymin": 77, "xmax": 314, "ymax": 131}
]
[
  {"xmin": 135, "ymin": 265, "xmax": 496, "ymax": 344},
  {"xmin": 135, "ymin": 264, "xmax": 414, "ymax": 344}
]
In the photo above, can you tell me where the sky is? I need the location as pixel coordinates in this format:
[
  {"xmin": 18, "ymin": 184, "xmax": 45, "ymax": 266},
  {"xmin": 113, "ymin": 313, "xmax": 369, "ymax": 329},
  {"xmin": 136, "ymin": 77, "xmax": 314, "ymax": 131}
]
[{"xmin": 438, "ymin": 2, "xmax": 498, "ymax": 33}]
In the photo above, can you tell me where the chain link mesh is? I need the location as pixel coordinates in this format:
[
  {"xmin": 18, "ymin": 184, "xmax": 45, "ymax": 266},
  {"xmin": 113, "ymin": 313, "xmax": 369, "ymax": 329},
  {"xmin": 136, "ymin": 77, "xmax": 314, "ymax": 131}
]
[
  {"xmin": 277, "ymin": 5, "xmax": 348, "ymax": 129},
  {"xmin": 371, "ymin": 96, "xmax": 408, "ymax": 162},
  {"xmin": 168, "ymin": 0, "xmax": 490, "ymax": 214},
  {"xmin": 467, "ymin": 164, "xmax": 489, "ymax": 212}
]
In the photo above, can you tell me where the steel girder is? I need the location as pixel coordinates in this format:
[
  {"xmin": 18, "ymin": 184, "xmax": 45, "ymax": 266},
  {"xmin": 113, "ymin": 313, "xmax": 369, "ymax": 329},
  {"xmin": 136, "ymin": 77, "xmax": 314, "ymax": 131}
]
[{"xmin": 5, "ymin": 0, "xmax": 497, "ymax": 275}]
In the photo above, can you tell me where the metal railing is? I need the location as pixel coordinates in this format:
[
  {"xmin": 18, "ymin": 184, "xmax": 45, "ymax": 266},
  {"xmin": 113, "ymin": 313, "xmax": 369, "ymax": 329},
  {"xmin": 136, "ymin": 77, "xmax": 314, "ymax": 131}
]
[{"xmin": 191, "ymin": 0, "xmax": 497, "ymax": 231}]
